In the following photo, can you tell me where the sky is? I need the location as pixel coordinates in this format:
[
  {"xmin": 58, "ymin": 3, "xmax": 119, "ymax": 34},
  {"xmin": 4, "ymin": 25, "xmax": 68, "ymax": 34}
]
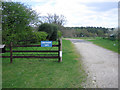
[{"xmin": 11, "ymin": 0, "xmax": 119, "ymax": 28}]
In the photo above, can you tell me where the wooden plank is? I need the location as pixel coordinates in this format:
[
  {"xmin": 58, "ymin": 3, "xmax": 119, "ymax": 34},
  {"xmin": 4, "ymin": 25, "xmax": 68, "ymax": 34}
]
[
  {"xmin": 14, "ymin": 45, "xmax": 59, "ymax": 47},
  {"xmin": 58, "ymin": 40, "xmax": 60, "ymax": 62},
  {"xmin": 5, "ymin": 50, "xmax": 10, "ymax": 52},
  {"xmin": 13, "ymin": 54, "xmax": 58, "ymax": 56},
  {"xmin": 10, "ymin": 42, "xmax": 13, "ymax": 63},
  {"xmin": 11, "ymin": 50, "xmax": 59, "ymax": 52},
  {"xmin": 13, "ymin": 56, "xmax": 59, "ymax": 58},
  {"xmin": 0, "ymin": 56, "xmax": 10, "ymax": 58},
  {"xmin": 0, "ymin": 55, "xmax": 58, "ymax": 58}
]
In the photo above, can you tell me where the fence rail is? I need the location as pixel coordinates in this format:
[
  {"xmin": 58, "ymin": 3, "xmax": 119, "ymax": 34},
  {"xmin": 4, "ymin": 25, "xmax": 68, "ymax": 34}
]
[
  {"xmin": 12, "ymin": 45, "xmax": 59, "ymax": 47},
  {"xmin": 6, "ymin": 50, "xmax": 59, "ymax": 52},
  {"xmin": 1, "ymin": 39, "xmax": 62, "ymax": 63}
]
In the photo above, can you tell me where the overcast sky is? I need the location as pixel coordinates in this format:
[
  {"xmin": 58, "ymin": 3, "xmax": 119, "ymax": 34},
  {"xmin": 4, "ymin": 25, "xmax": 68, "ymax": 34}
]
[{"xmin": 12, "ymin": 0, "xmax": 119, "ymax": 28}]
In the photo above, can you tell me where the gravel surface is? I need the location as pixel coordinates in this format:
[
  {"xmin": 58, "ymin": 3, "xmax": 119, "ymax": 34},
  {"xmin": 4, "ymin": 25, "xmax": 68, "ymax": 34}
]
[{"xmin": 67, "ymin": 39, "xmax": 118, "ymax": 88}]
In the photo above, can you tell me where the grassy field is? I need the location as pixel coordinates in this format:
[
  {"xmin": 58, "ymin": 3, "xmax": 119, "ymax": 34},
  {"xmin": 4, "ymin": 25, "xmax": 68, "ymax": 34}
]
[{"xmin": 2, "ymin": 39, "xmax": 86, "ymax": 88}]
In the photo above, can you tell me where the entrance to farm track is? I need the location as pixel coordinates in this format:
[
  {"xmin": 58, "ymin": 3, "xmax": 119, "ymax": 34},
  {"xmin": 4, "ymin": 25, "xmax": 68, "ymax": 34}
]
[{"xmin": 0, "ymin": 39, "xmax": 62, "ymax": 63}]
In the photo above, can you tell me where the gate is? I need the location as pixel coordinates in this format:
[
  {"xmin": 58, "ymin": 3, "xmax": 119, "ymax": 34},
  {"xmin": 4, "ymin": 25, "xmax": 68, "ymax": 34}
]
[{"xmin": 0, "ymin": 39, "xmax": 62, "ymax": 63}]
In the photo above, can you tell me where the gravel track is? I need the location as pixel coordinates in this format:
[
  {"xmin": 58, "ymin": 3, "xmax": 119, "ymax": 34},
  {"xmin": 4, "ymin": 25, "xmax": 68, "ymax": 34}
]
[{"xmin": 67, "ymin": 39, "xmax": 118, "ymax": 88}]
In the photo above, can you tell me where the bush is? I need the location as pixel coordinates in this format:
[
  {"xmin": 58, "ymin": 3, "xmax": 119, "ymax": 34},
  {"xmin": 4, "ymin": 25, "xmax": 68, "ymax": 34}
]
[
  {"xmin": 2, "ymin": 26, "xmax": 48, "ymax": 45},
  {"xmin": 109, "ymin": 34, "xmax": 116, "ymax": 41},
  {"xmin": 49, "ymin": 24, "xmax": 58, "ymax": 41},
  {"xmin": 31, "ymin": 32, "xmax": 48, "ymax": 43},
  {"xmin": 57, "ymin": 30, "xmax": 62, "ymax": 39},
  {"xmin": 38, "ymin": 23, "xmax": 58, "ymax": 41},
  {"xmin": 49, "ymin": 29, "xmax": 57, "ymax": 41}
]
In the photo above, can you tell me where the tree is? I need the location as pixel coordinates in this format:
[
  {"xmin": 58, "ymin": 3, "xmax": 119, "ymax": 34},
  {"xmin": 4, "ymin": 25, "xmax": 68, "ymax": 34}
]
[
  {"xmin": 108, "ymin": 28, "xmax": 118, "ymax": 40},
  {"xmin": 96, "ymin": 30, "xmax": 104, "ymax": 37},
  {"xmin": 41, "ymin": 13, "xmax": 66, "ymax": 26},
  {"xmin": 38, "ymin": 23, "xmax": 58, "ymax": 41},
  {"xmin": 2, "ymin": 2, "xmax": 39, "ymax": 45}
]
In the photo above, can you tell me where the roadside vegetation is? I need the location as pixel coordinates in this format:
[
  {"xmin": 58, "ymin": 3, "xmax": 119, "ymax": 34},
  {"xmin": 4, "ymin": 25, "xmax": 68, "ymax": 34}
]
[
  {"xmin": 87, "ymin": 37, "xmax": 119, "ymax": 53},
  {"xmin": 67, "ymin": 37, "xmax": 119, "ymax": 54},
  {"xmin": 68, "ymin": 37, "xmax": 95, "ymax": 40},
  {"xmin": 2, "ymin": 39, "xmax": 86, "ymax": 88}
]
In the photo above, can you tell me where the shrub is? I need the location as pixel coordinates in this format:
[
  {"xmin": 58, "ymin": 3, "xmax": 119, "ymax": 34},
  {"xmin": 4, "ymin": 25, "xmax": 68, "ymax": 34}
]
[
  {"xmin": 31, "ymin": 31, "xmax": 48, "ymax": 43},
  {"xmin": 38, "ymin": 23, "xmax": 58, "ymax": 41},
  {"xmin": 109, "ymin": 34, "xmax": 116, "ymax": 41},
  {"xmin": 57, "ymin": 30, "xmax": 62, "ymax": 39}
]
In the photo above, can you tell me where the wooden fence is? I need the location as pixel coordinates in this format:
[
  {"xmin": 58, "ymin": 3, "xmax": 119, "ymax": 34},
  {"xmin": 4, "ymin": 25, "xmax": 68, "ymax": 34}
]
[{"xmin": 0, "ymin": 39, "xmax": 62, "ymax": 63}]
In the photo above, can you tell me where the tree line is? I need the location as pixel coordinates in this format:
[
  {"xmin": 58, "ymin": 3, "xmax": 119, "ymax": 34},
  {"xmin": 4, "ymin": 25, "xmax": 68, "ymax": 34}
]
[{"xmin": 61, "ymin": 26, "xmax": 118, "ymax": 40}]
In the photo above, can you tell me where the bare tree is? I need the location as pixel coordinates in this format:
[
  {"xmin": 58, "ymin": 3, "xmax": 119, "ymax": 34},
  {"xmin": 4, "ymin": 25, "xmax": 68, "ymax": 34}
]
[{"xmin": 41, "ymin": 13, "xmax": 66, "ymax": 26}]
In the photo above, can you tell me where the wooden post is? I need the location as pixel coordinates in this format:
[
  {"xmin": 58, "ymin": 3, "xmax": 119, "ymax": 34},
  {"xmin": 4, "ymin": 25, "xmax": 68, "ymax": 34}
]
[
  {"xmin": 10, "ymin": 42, "xmax": 13, "ymax": 63},
  {"xmin": 58, "ymin": 38, "xmax": 62, "ymax": 62}
]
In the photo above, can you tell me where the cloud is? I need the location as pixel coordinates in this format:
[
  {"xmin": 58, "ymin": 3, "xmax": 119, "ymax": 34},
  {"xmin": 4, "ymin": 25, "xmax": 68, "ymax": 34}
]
[
  {"xmin": 75, "ymin": 0, "xmax": 118, "ymax": 3},
  {"xmin": 31, "ymin": 0, "xmax": 118, "ymax": 28},
  {"xmin": 12, "ymin": 0, "xmax": 46, "ymax": 3},
  {"xmin": 29, "ymin": 0, "xmax": 119, "ymax": 3},
  {"xmin": 65, "ymin": 8, "xmax": 118, "ymax": 28}
]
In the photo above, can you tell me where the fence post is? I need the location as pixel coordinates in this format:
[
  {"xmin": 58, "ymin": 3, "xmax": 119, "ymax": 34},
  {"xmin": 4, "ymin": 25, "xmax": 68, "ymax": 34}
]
[
  {"xmin": 10, "ymin": 42, "xmax": 13, "ymax": 63},
  {"xmin": 58, "ymin": 38, "xmax": 62, "ymax": 62}
]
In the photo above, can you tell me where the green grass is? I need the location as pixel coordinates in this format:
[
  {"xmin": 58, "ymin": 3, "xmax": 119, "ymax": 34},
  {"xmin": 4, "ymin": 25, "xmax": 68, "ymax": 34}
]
[
  {"xmin": 2, "ymin": 39, "xmax": 86, "ymax": 88},
  {"xmin": 65, "ymin": 37, "xmax": 96, "ymax": 40},
  {"xmin": 65, "ymin": 37, "xmax": 119, "ymax": 53},
  {"xmin": 87, "ymin": 37, "xmax": 119, "ymax": 53}
]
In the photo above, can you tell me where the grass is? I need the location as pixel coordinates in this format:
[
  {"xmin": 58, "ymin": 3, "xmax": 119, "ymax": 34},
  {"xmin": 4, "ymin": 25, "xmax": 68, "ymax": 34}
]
[
  {"xmin": 69, "ymin": 37, "xmax": 119, "ymax": 53},
  {"xmin": 87, "ymin": 37, "xmax": 119, "ymax": 53},
  {"xmin": 65, "ymin": 37, "xmax": 96, "ymax": 40},
  {"xmin": 65, "ymin": 37, "xmax": 119, "ymax": 53},
  {"xmin": 2, "ymin": 39, "xmax": 86, "ymax": 88}
]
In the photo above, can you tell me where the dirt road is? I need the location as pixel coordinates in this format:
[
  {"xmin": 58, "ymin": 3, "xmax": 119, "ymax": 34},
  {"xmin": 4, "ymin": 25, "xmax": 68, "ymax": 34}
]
[{"xmin": 67, "ymin": 39, "xmax": 118, "ymax": 88}]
